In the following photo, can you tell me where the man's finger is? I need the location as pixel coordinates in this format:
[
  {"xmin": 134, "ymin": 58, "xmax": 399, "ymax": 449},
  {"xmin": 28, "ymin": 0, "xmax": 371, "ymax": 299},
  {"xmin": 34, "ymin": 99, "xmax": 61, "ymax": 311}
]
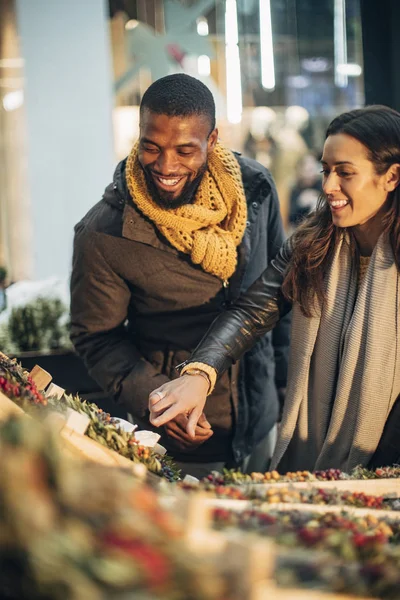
[
  {"xmin": 177, "ymin": 414, "xmax": 212, "ymax": 438},
  {"xmin": 172, "ymin": 413, "xmax": 190, "ymax": 433},
  {"xmin": 197, "ymin": 412, "xmax": 212, "ymax": 429},
  {"xmin": 166, "ymin": 420, "xmax": 212, "ymax": 442},
  {"xmin": 164, "ymin": 427, "xmax": 193, "ymax": 449}
]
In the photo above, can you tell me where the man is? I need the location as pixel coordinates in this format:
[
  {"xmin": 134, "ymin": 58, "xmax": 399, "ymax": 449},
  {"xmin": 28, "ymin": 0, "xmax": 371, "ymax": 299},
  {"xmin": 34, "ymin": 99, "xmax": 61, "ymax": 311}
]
[{"xmin": 70, "ymin": 74, "xmax": 289, "ymax": 478}]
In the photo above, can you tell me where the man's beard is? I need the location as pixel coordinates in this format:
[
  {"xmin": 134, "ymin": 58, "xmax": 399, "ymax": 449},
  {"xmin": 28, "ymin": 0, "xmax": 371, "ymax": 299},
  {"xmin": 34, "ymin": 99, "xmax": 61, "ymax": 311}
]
[{"xmin": 143, "ymin": 163, "xmax": 207, "ymax": 209}]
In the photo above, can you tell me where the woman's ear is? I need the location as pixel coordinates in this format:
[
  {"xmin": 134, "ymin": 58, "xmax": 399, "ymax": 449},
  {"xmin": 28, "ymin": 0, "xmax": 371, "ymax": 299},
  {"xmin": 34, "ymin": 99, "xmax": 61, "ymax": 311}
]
[{"xmin": 384, "ymin": 164, "xmax": 400, "ymax": 192}]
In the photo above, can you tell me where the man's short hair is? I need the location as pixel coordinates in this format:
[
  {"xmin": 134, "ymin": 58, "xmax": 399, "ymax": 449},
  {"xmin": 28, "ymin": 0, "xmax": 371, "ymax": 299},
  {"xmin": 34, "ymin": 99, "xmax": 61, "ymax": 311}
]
[{"xmin": 140, "ymin": 74, "xmax": 216, "ymax": 132}]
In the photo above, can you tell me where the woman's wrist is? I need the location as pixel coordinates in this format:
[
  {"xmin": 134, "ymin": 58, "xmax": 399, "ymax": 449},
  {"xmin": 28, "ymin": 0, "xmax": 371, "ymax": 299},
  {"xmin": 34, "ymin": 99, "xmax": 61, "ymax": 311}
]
[
  {"xmin": 180, "ymin": 362, "xmax": 217, "ymax": 395},
  {"xmin": 181, "ymin": 368, "xmax": 211, "ymax": 393}
]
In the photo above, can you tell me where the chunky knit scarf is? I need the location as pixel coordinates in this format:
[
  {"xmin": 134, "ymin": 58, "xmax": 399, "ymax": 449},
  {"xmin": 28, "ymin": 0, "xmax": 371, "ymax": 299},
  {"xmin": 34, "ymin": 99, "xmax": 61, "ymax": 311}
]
[
  {"xmin": 125, "ymin": 141, "xmax": 247, "ymax": 281},
  {"xmin": 271, "ymin": 233, "xmax": 400, "ymax": 473}
]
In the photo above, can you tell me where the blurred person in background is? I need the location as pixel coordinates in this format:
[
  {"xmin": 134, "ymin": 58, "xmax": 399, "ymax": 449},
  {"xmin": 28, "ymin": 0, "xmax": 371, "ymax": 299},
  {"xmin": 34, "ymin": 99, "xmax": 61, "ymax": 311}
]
[
  {"xmin": 148, "ymin": 105, "xmax": 400, "ymax": 473},
  {"xmin": 70, "ymin": 74, "xmax": 290, "ymax": 478},
  {"xmin": 0, "ymin": 267, "xmax": 7, "ymax": 313},
  {"xmin": 288, "ymin": 153, "xmax": 322, "ymax": 231}
]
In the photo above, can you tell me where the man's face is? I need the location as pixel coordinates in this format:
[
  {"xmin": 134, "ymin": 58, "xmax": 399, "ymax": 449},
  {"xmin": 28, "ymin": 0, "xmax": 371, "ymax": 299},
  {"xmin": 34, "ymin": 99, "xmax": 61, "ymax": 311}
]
[{"xmin": 138, "ymin": 109, "xmax": 218, "ymax": 208}]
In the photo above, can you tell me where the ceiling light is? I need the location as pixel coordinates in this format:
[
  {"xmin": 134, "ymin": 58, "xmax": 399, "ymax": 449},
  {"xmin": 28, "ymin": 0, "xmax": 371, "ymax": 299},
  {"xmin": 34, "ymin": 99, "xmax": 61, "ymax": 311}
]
[
  {"xmin": 197, "ymin": 17, "xmax": 209, "ymax": 36},
  {"xmin": 125, "ymin": 19, "xmax": 139, "ymax": 30}
]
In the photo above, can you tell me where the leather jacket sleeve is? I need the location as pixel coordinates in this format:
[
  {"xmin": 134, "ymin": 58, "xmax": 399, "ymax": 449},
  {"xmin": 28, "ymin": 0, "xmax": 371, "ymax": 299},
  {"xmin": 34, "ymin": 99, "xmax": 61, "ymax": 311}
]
[{"xmin": 185, "ymin": 237, "xmax": 293, "ymax": 375}]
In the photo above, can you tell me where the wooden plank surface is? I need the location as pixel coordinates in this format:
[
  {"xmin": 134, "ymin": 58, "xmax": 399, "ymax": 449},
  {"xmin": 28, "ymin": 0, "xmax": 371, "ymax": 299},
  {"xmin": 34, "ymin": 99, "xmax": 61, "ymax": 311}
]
[
  {"xmin": 205, "ymin": 497, "xmax": 400, "ymax": 520},
  {"xmin": 59, "ymin": 425, "xmax": 141, "ymax": 473},
  {"xmin": 237, "ymin": 477, "xmax": 400, "ymax": 496},
  {"xmin": 0, "ymin": 390, "xmax": 26, "ymax": 420},
  {"xmin": 252, "ymin": 582, "xmax": 372, "ymax": 600}
]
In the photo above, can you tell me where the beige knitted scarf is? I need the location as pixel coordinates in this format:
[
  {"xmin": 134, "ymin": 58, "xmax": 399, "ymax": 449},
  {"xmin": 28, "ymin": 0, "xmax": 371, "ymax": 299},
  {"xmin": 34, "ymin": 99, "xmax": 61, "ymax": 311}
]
[
  {"xmin": 272, "ymin": 233, "xmax": 400, "ymax": 473},
  {"xmin": 125, "ymin": 141, "xmax": 247, "ymax": 281}
]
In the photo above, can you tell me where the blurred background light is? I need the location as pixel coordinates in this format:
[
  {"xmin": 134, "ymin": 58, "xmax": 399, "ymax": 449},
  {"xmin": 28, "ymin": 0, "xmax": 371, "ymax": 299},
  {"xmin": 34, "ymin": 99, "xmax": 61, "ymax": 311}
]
[
  {"xmin": 197, "ymin": 54, "xmax": 211, "ymax": 76},
  {"xmin": 125, "ymin": 19, "xmax": 139, "ymax": 30},
  {"xmin": 287, "ymin": 75, "xmax": 310, "ymax": 89},
  {"xmin": 259, "ymin": 0, "xmax": 275, "ymax": 90},
  {"xmin": 301, "ymin": 57, "xmax": 330, "ymax": 73},
  {"xmin": 336, "ymin": 62, "xmax": 362, "ymax": 76},
  {"xmin": 0, "ymin": 58, "xmax": 24, "ymax": 68},
  {"xmin": 225, "ymin": 0, "xmax": 242, "ymax": 124},
  {"xmin": 334, "ymin": 0, "xmax": 348, "ymax": 87},
  {"xmin": 2, "ymin": 90, "xmax": 23, "ymax": 112},
  {"xmin": 196, "ymin": 16, "xmax": 209, "ymax": 36}
]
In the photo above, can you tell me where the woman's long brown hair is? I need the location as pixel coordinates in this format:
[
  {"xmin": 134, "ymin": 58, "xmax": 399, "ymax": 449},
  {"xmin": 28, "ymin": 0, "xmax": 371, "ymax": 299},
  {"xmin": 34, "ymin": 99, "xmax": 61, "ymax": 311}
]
[{"xmin": 282, "ymin": 105, "xmax": 400, "ymax": 317}]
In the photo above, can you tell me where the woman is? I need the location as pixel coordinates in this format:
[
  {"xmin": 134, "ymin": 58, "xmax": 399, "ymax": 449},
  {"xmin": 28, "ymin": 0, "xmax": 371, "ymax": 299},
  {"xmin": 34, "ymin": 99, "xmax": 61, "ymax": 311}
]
[{"xmin": 149, "ymin": 105, "xmax": 400, "ymax": 472}]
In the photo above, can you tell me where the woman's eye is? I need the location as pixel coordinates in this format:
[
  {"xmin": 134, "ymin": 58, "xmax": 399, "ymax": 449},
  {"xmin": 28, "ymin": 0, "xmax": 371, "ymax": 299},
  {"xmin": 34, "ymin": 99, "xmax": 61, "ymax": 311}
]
[
  {"xmin": 320, "ymin": 169, "xmax": 329, "ymax": 176},
  {"xmin": 338, "ymin": 171, "xmax": 353, "ymax": 177}
]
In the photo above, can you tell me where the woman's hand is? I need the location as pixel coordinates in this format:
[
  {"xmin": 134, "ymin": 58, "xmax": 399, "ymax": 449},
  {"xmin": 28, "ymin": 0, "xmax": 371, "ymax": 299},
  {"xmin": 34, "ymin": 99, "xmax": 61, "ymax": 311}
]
[{"xmin": 149, "ymin": 374, "xmax": 209, "ymax": 438}]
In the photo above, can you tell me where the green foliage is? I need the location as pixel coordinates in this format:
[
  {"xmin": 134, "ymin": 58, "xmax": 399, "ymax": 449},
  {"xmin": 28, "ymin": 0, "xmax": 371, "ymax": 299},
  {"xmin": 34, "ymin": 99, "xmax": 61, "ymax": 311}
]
[{"xmin": 6, "ymin": 297, "xmax": 72, "ymax": 353}]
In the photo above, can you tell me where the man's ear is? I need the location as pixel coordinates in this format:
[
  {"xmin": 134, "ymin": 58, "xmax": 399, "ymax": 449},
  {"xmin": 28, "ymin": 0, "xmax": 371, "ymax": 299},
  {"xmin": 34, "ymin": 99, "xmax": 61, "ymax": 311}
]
[
  {"xmin": 384, "ymin": 163, "xmax": 400, "ymax": 192},
  {"xmin": 207, "ymin": 128, "xmax": 218, "ymax": 152}
]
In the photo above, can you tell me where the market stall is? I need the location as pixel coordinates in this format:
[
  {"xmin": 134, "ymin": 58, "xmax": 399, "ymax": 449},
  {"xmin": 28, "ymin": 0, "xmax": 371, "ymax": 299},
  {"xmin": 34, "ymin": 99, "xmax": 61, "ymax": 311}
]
[{"xmin": 0, "ymin": 352, "xmax": 398, "ymax": 599}]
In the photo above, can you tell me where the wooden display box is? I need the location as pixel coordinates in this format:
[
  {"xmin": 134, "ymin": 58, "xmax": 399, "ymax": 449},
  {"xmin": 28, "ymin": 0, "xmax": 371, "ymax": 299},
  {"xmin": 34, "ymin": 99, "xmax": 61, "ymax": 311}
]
[
  {"xmin": 205, "ymin": 496, "xmax": 400, "ymax": 521},
  {"xmin": 236, "ymin": 477, "xmax": 400, "ymax": 496},
  {"xmin": 0, "ymin": 387, "xmax": 142, "ymax": 477}
]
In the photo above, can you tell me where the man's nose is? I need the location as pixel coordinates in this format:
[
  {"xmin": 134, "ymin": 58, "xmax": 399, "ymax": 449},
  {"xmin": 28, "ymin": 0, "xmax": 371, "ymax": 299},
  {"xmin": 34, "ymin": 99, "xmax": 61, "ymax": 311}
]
[
  {"xmin": 323, "ymin": 172, "xmax": 340, "ymax": 195},
  {"xmin": 154, "ymin": 152, "xmax": 179, "ymax": 174}
]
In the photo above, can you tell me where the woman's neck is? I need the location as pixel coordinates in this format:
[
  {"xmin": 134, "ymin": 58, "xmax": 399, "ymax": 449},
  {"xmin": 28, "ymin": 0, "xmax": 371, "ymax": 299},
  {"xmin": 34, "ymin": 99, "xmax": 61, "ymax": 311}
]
[{"xmin": 352, "ymin": 205, "xmax": 387, "ymax": 257}]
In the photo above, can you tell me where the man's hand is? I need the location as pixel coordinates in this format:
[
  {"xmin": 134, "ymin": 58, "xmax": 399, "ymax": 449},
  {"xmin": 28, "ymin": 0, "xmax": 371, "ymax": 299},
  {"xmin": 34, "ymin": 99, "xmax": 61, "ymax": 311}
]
[
  {"xmin": 149, "ymin": 374, "xmax": 209, "ymax": 437},
  {"xmin": 164, "ymin": 413, "xmax": 213, "ymax": 451}
]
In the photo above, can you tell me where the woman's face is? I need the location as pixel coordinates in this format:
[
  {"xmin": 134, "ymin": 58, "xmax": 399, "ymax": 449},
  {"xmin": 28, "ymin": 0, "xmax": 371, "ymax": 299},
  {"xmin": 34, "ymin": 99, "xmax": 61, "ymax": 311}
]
[{"xmin": 321, "ymin": 133, "xmax": 393, "ymax": 228}]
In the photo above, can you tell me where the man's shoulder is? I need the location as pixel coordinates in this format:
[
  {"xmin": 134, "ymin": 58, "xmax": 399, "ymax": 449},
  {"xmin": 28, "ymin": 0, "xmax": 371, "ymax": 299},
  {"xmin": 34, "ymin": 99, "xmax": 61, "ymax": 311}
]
[
  {"xmin": 74, "ymin": 160, "xmax": 129, "ymax": 237},
  {"xmin": 234, "ymin": 152, "xmax": 275, "ymax": 196}
]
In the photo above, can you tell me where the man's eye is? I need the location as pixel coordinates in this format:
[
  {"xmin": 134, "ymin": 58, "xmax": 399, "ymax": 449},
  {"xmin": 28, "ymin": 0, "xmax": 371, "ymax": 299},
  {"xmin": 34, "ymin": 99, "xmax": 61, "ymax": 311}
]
[
  {"xmin": 178, "ymin": 150, "xmax": 194, "ymax": 156},
  {"xmin": 143, "ymin": 146, "xmax": 159, "ymax": 153}
]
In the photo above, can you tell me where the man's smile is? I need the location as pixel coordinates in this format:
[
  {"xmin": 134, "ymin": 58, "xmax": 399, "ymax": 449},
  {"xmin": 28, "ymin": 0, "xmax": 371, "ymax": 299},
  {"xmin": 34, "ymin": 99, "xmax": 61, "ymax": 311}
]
[{"xmin": 151, "ymin": 172, "xmax": 188, "ymax": 193}]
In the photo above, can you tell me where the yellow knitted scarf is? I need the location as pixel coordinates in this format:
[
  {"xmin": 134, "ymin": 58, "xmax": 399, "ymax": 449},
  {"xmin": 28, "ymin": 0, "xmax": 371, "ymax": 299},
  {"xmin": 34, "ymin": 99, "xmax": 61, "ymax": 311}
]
[{"xmin": 125, "ymin": 141, "xmax": 247, "ymax": 281}]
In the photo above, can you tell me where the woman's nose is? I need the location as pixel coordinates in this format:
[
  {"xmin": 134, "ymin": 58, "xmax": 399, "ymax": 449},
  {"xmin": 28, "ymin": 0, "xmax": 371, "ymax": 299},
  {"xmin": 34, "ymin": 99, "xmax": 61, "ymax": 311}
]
[{"xmin": 323, "ymin": 172, "xmax": 340, "ymax": 195}]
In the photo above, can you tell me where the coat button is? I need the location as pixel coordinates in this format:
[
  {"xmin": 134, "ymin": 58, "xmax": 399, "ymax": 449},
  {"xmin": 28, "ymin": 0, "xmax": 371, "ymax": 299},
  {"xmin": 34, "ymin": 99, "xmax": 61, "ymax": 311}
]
[
  {"xmin": 246, "ymin": 220, "xmax": 251, "ymax": 227},
  {"xmin": 252, "ymin": 202, "xmax": 258, "ymax": 208}
]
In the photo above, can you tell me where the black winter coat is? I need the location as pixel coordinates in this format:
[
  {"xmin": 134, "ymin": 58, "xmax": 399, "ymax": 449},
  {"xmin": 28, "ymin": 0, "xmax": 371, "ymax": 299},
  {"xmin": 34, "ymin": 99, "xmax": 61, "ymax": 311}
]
[{"xmin": 70, "ymin": 154, "xmax": 290, "ymax": 464}]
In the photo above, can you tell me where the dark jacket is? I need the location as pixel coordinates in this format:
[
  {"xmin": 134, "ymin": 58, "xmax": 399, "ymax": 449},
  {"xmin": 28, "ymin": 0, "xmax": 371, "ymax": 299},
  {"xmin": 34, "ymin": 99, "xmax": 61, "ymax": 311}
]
[
  {"xmin": 70, "ymin": 154, "xmax": 290, "ymax": 464},
  {"xmin": 186, "ymin": 238, "xmax": 400, "ymax": 467}
]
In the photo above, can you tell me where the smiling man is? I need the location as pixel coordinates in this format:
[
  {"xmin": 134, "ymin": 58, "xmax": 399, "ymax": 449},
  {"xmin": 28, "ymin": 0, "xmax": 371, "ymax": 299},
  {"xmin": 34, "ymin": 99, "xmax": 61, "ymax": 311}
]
[{"xmin": 70, "ymin": 74, "xmax": 290, "ymax": 477}]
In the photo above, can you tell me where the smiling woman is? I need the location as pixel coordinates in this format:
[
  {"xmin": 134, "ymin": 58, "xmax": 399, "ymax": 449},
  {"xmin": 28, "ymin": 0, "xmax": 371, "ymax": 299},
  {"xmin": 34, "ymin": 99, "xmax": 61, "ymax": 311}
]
[
  {"xmin": 149, "ymin": 104, "xmax": 400, "ymax": 474},
  {"xmin": 321, "ymin": 133, "xmax": 400, "ymax": 249}
]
